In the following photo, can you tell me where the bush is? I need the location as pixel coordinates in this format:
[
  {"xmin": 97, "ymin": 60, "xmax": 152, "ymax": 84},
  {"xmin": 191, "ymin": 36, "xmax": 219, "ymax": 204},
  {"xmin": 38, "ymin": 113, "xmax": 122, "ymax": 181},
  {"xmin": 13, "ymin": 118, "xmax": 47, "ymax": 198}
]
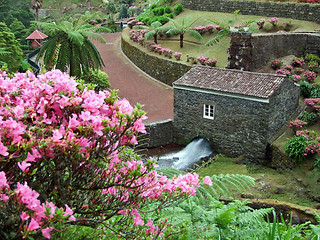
[
  {"xmin": 81, "ymin": 69, "xmax": 110, "ymax": 91},
  {"xmin": 164, "ymin": 6, "xmax": 172, "ymax": 14},
  {"xmin": 173, "ymin": 4, "xmax": 183, "ymax": 15},
  {"xmin": 270, "ymin": 59, "xmax": 283, "ymax": 70},
  {"xmin": 310, "ymin": 87, "xmax": 320, "ymax": 98},
  {"xmin": 314, "ymin": 158, "xmax": 320, "ymax": 170},
  {"xmin": 307, "ymin": 60, "xmax": 319, "ymax": 73},
  {"xmin": 299, "ymin": 81, "xmax": 316, "ymax": 98},
  {"xmin": 305, "ymin": 53, "xmax": 320, "ymax": 64},
  {"xmin": 298, "ymin": 111, "xmax": 318, "ymax": 126},
  {"xmin": 285, "ymin": 135, "xmax": 309, "ymax": 163}
]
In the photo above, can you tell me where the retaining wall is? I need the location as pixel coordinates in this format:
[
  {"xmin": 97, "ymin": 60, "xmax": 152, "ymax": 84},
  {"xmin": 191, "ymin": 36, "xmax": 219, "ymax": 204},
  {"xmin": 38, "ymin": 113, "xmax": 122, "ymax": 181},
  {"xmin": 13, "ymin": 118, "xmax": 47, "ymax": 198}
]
[
  {"xmin": 251, "ymin": 32, "xmax": 320, "ymax": 70},
  {"xmin": 181, "ymin": 0, "xmax": 320, "ymax": 24},
  {"xmin": 142, "ymin": 120, "xmax": 174, "ymax": 148},
  {"xmin": 121, "ymin": 29, "xmax": 191, "ymax": 86}
]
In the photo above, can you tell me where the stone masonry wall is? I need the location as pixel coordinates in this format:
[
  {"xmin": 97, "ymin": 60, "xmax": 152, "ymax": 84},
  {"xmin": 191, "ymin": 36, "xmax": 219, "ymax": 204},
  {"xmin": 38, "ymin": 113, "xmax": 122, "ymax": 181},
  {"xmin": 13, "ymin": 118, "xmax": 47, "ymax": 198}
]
[
  {"xmin": 144, "ymin": 120, "xmax": 173, "ymax": 148},
  {"xmin": 121, "ymin": 31, "xmax": 191, "ymax": 86},
  {"xmin": 250, "ymin": 33, "xmax": 320, "ymax": 70},
  {"xmin": 267, "ymin": 79, "xmax": 300, "ymax": 140},
  {"xmin": 173, "ymin": 88, "xmax": 270, "ymax": 161},
  {"xmin": 181, "ymin": 0, "xmax": 320, "ymax": 24}
]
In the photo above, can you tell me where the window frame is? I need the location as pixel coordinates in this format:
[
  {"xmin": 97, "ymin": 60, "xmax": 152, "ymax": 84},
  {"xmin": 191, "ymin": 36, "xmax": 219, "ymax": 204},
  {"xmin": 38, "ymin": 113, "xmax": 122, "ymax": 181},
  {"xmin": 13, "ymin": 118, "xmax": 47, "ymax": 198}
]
[{"xmin": 203, "ymin": 104, "xmax": 215, "ymax": 120}]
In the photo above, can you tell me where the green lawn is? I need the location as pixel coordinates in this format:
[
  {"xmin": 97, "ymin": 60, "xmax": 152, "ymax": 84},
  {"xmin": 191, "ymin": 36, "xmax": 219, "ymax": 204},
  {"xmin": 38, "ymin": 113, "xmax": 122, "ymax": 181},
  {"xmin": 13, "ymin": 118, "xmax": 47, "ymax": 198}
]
[{"xmin": 127, "ymin": 9, "xmax": 320, "ymax": 67}]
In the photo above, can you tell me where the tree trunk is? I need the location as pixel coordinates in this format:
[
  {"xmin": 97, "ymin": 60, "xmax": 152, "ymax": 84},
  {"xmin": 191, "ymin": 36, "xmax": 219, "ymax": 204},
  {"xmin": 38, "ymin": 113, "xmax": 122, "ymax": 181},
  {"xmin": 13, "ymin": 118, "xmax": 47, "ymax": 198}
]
[
  {"xmin": 180, "ymin": 34, "xmax": 184, "ymax": 48},
  {"xmin": 154, "ymin": 34, "xmax": 157, "ymax": 44}
]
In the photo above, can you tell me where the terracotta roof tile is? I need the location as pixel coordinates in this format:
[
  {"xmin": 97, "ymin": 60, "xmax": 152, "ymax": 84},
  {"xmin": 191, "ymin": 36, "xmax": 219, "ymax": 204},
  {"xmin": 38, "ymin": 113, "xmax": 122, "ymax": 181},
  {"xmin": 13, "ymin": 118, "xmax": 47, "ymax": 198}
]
[
  {"xmin": 26, "ymin": 30, "xmax": 48, "ymax": 40},
  {"xmin": 173, "ymin": 66, "xmax": 285, "ymax": 99}
]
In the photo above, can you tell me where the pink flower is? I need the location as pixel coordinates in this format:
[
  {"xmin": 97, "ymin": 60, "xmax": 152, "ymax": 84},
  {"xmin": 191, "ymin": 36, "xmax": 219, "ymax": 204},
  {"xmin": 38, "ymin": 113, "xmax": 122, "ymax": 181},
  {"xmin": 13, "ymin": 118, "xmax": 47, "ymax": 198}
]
[
  {"xmin": 20, "ymin": 211, "xmax": 30, "ymax": 221},
  {"xmin": 17, "ymin": 161, "xmax": 31, "ymax": 173},
  {"xmin": 27, "ymin": 218, "xmax": 40, "ymax": 231},
  {"xmin": 203, "ymin": 176, "xmax": 213, "ymax": 186},
  {"xmin": 0, "ymin": 171, "xmax": 9, "ymax": 189},
  {"xmin": 0, "ymin": 140, "xmax": 8, "ymax": 156},
  {"xmin": 41, "ymin": 227, "xmax": 54, "ymax": 239}
]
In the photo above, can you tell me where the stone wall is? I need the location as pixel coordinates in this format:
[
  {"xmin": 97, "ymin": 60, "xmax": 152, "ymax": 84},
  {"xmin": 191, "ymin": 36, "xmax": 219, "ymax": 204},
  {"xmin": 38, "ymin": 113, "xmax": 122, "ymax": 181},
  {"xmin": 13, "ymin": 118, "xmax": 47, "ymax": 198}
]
[
  {"xmin": 144, "ymin": 120, "xmax": 174, "ymax": 148},
  {"xmin": 173, "ymin": 78, "xmax": 300, "ymax": 161},
  {"xmin": 251, "ymin": 33, "xmax": 320, "ymax": 70},
  {"xmin": 121, "ymin": 30, "xmax": 191, "ymax": 86},
  {"xmin": 181, "ymin": 0, "xmax": 320, "ymax": 24},
  {"xmin": 173, "ymin": 88, "xmax": 270, "ymax": 160},
  {"xmin": 267, "ymin": 78, "xmax": 300, "ymax": 140}
]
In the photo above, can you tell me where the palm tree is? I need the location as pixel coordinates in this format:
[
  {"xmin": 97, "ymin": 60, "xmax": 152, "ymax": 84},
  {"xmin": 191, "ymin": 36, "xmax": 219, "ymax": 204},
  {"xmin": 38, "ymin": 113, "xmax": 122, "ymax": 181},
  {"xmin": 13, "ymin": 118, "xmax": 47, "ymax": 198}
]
[
  {"xmin": 36, "ymin": 21, "xmax": 110, "ymax": 78},
  {"xmin": 31, "ymin": 0, "xmax": 43, "ymax": 22},
  {"xmin": 166, "ymin": 17, "xmax": 203, "ymax": 48},
  {"xmin": 134, "ymin": 21, "xmax": 170, "ymax": 44}
]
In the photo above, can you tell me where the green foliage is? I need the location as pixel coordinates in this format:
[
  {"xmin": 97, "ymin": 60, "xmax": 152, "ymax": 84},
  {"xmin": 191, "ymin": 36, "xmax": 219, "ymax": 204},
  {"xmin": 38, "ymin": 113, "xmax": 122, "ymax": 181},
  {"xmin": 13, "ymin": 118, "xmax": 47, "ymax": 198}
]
[
  {"xmin": 305, "ymin": 53, "xmax": 320, "ymax": 64},
  {"xmin": 119, "ymin": 4, "xmax": 128, "ymax": 19},
  {"xmin": 314, "ymin": 158, "xmax": 320, "ymax": 171},
  {"xmin": 298, "ymin": 111, "xmax": 318, "ymax": 126},
  {"xmin": 167, "ymin": 17, "xmax": 203, "ymax": 48},
  {"xmin": 36, "ymin": 21, "xmax": 110, "ymax": 77},
  {"xmin": 173, "ymin": 4, "xmax": 183, "ymax": 15},
  {"xmin": 0, "ymin": 22, "xmax": 23, "ymax": 72},
  {"xmin": 265, "ymin": 211, "xmax": 311, "ymax": 240},
  {"xmin": 299, "ymin": 80, "xmax": 319, "ymax": 98},
  {"xmin": 81, "ymin": 69, "xmax": 110, "ymax": 91},
  {"xmin": 285, "ymin": 135, "xmax": 308, "ymax": 163}
]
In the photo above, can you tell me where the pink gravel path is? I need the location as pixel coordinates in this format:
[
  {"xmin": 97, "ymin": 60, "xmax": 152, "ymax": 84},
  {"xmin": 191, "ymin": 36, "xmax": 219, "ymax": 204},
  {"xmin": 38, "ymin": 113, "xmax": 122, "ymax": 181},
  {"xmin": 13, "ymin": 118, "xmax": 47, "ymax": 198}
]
[{"xmin": 94, "ymin": 32, "xmax": 174, "ymax": 124}]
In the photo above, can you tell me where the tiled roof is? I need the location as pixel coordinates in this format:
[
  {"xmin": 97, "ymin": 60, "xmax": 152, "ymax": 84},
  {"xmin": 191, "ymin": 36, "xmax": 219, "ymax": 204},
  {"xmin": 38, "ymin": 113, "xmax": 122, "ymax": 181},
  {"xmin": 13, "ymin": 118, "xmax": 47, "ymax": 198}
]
[
  {"xmin": 26, "ymin": 30, "xmax": 48, "ymax": 40},
  {"xmin": 173, "ymin": 66, "xmax": 285, "ymax": 99}
]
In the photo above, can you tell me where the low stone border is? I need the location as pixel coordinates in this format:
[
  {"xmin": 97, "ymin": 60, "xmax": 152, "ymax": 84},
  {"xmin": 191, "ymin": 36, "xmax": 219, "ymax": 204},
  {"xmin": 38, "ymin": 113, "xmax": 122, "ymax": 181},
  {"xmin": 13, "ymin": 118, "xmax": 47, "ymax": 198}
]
[{"xmin": 121, "ymin": 28, "xmax": 191, "ymax": 86}]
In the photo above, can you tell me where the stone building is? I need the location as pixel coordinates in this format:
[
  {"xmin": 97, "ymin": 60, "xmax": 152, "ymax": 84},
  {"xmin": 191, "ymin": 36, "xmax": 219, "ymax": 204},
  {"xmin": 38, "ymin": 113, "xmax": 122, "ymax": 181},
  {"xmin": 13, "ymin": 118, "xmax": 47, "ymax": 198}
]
[{"xmin": 173, "ymin": 66, "xmax": 300, "ymax": 161}]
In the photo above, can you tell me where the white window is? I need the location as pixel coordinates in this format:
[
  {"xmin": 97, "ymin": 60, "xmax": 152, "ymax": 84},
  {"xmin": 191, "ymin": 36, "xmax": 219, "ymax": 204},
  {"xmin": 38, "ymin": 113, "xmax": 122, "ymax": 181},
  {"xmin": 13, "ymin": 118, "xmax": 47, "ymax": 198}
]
[{"xmin": 203, "ymin": 104, "xmax": 215, "ymax": 120}]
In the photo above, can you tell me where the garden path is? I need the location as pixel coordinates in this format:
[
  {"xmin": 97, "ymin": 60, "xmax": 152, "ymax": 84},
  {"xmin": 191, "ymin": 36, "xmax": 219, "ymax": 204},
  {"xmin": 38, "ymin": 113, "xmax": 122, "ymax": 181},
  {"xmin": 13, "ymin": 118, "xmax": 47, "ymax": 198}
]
[{"xmin": 94, "ymin": 32, "xmax": 174, "ymax": 124}]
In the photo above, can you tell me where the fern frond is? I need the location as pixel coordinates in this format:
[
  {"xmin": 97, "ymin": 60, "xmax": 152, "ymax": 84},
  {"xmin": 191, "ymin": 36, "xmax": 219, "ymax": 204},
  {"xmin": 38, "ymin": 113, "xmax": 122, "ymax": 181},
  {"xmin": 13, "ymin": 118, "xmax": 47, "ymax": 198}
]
[{"xmin": 157, "ymin": 168, "xmax": 182, "ymax": 178}]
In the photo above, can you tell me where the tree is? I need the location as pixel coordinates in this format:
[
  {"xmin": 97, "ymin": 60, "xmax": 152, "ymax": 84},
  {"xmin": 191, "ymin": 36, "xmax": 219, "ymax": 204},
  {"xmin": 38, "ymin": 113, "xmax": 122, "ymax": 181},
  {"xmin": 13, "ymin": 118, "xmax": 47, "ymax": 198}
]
[
  {"xmin": 31, "ymin": 0, "xmax": 43, "ymax": 22},
  {"xmin": 36, "ymin": 21, "xmax": 110, "ymax": 78},
  {"xmin": 166, "ymin": 17, "xmax": 203, "ymax": 48},
  {"xmin": 0, "ymin": 22, "xmax": 23, "ymax": 72},
  {"xmin": 10, "ymin": 19, "xmax": 27, "ymax": 42},
  {"xmin": 134, "ymin": 21, "xmax": 170, "ymax": 44}
]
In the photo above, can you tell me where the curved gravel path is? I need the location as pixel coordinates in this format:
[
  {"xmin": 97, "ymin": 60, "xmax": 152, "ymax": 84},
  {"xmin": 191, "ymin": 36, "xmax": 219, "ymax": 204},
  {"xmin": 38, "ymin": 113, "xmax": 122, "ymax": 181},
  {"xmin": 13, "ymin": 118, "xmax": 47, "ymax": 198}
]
[{"xmin": 94, "ymin": 32, "xmax": 174, "ymax": 124}]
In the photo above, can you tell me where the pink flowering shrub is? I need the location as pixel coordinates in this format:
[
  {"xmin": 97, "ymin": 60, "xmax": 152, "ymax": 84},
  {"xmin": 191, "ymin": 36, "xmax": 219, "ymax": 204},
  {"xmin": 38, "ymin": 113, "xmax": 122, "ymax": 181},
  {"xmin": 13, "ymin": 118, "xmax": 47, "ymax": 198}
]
[
  {"xmin": 256, "ymin": 19, "xmax": 265, "ymax": 29},
  {"xmin": 276, "ymin": 69, "xmax": 291, "ymax": 76},
  {"xmin": 303, "ymin": 71, "xmax": 317, "ymax": 82},
  {"xmin": 270, "ymin": 59, "xmax": 283, "ymax": 70},
  {"xmin": 288, "ymin": 119, "xmax": 307, "ymax": 133},
  {"xmin": 205, "ymin": 58, "xmax": 218, "ymax": 67},
  {"xmin": 291, "ymin": 74, "xmax": 301, "ymax": 82},
  {"xmin": 268, "ymin": 17, "xmax": 279, "ymax": 26},
  {"xmin": 0, "ymin": 69, "xmax": 209, "ymax": 238},
  {"xmin": 174, "ymin": 52, "xmax": 182, "ymax": 60},
  {"xmin": 197, "ymin": 56, "xmax": 209, "ymax": 65},
  {"xmin": 304, "ymin": 98, "xmax": 320, "ymax": 113},
  {"xmin": 291, "ymin": 57, "xmax": 304, "ymax": 67},
  {"xmin": 0, "ymin": 171, "xmax": 74, "ymax": 239}
]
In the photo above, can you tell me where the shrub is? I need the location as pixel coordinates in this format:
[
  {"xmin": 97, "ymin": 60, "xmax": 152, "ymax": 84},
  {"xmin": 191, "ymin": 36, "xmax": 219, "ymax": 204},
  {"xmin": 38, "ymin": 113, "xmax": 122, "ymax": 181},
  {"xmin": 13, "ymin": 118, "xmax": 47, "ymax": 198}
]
[
  {"xmin": 164, "ymin": 6, "xmax": 172, "ymax": 14},
  {"xmin": 0, "ymin": 69, "xmax": 208, "ymax": 239},
  {"xmin": 174, "ymin": 52, "xmax": 182, "ymax": 60},
  {"xmin": 256, "ymin": 19, "xmax": 265, "ymax": 29},
  {"xmin": 290, "ymin": 74, "xmax": 301, "ymax": 82},
  {"xmin": 288, "ymin": 119, "xmax": 308, "ymax": 133},
  {"xmin": 299, "ymin": 81, "xmax": 315, "ymax": 98},
  {"xmin": 298, "ymin": 111, "xmax": 318, "ymax": 126},
  {"xmin": 303, "ymin": 71, "xmax": 317, "ymax": 82},
  {"xmin": 310, "ymin": 88, "xmax": 320, "ymax": 98},
  {"xmin": 285, "ymin": 135, "xmax": 309, "ymax": 163},
  {"xmin": 205, "ymin": 58, "xmax": 218, "ymax": 67},
  {"xmin": 81, "ymin": 69, "xmax": 110, "ymax": 91},
  {"xmin": 307, "ymin": 60, "xmax": 319, "ymax": 73},
  {"xmin": 173, "ymin": 4, "xmax": 183, "ymax": 15},
  {"xmin": 270, "ymin": 59, "xmax": 283, "ymax": 70},
  {"xmin": 268, "ymin": 17, "xmax": 279, "ymax": 26},
  {"xmin": 305, "ymin": 53, "xmax": 320, "ymax": 64},
  {"xmin": 291, "ymin": 57, "xmax": 304, "ymax": 67},
  {"xmin": 314, "ymin": 158, "xmax": 320, "ymax": 170}
]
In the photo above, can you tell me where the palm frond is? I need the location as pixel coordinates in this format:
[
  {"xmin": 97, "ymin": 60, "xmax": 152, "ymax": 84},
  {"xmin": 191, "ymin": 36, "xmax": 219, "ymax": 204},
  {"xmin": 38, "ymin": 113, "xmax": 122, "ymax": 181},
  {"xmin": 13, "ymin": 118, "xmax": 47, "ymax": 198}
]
[
  {"xmin": 166, "ymin": 28, "xmax": 181, "ymax": 36},
  {"xmin": 206, "ymin": 19, "xmax": 229, "ymax": 29},
  {"xmin": 82, "ymin": 31, "xmax": 106, "ymax": 44},
  {"xmin": 145, "ymin": 31, "xmax": 156, "ymax": 41},
  {"xmin": 205, "ymin": 28, "xmax": 231, "ymax": 46},
  {"xmin": 185, "ymin": 29, "xmax": 203, "ymax": 41},
  {"xmin": 56, "ymin": 39, "xmax": 70, "ymax": 73},
  {"xmin": 68, "ymin": 31, "xmax": 84, "ymax": 46}
]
